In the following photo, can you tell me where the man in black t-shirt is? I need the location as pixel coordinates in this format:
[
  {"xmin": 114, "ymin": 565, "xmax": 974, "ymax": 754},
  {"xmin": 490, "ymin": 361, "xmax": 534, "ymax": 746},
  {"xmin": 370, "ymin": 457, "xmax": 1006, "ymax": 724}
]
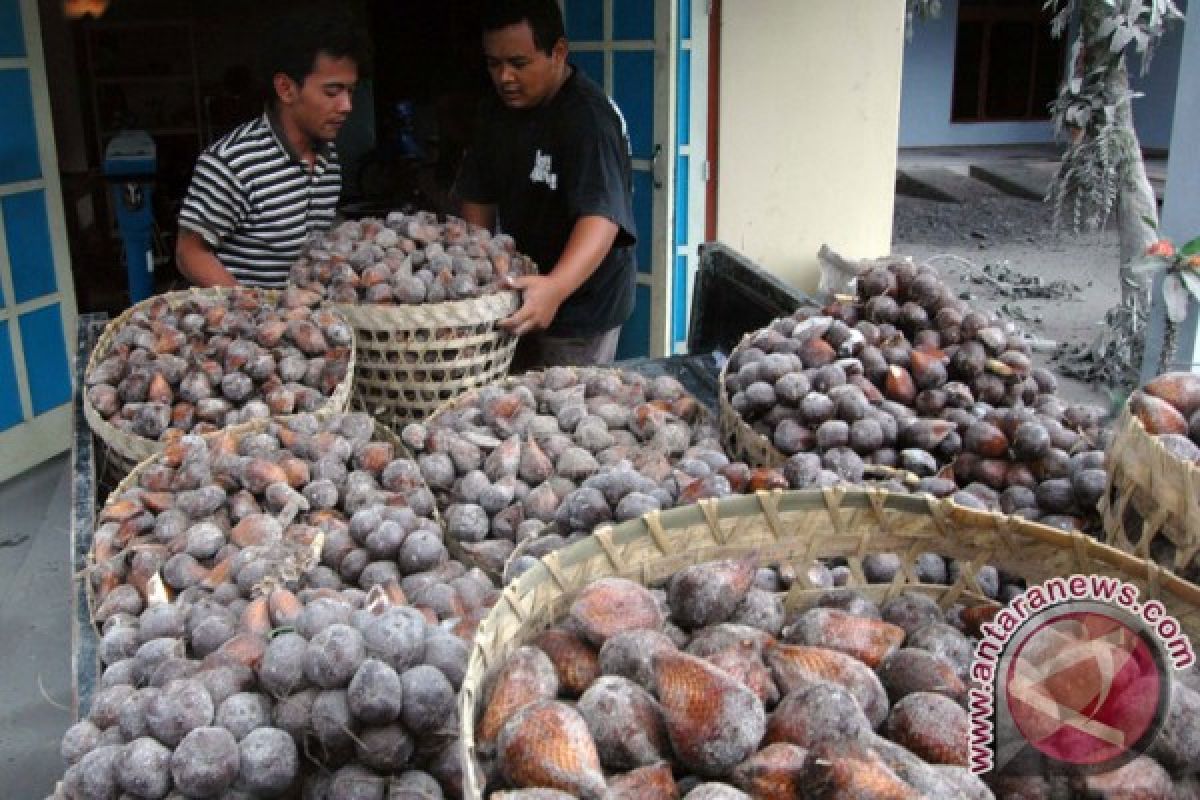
[{"xmin": 457, "ymin": 0, "xmax": 637, "ymax": 368}]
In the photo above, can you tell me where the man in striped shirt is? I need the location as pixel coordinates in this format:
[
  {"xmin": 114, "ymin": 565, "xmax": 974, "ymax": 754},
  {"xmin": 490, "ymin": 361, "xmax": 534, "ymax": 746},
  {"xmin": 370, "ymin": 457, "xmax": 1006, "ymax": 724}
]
[{"xmin": 176, "ymin": 10, "xmax": 368, "ymax": 289}]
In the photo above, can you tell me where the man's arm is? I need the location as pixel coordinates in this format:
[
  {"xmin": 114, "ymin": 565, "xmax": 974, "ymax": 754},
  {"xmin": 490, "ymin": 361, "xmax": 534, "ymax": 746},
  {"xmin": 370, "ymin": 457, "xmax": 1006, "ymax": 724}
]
[
  {"xmin": 500, "ymin": 214, "xmax": 618, "ymax": 337},
  {"xmin": 175, "ymin": 229, "xmax": 239, "ymax": 288},
  {"xmin": 461, "ymin": 201, "xmax": 496, "ymax": 232},
  {"xmin": 176, "ymin": 151, "xmax": 247, "ymax": 287}
]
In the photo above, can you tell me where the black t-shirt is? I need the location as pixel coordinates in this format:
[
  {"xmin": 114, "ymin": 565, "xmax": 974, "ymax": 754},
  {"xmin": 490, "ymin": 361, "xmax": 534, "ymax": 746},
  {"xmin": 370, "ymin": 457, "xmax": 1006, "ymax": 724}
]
[{"xmin": 457, "ymin": 67, "xmax": 637, "ymax": 337}]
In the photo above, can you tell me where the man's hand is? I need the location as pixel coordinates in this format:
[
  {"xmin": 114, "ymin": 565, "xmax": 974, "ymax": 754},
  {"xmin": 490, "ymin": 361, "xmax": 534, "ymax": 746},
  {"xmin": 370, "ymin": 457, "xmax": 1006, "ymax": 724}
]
[
  {"xmin": 499, "ymin": 274, "xmax": 569, "ymax": 336},
  {"xmin": 176, "ymin": 229, "xmax": 238, "ymax": 287},
  {"xmin": 496, "ymin": 215, "xmax": 620, "ymax": 337}
]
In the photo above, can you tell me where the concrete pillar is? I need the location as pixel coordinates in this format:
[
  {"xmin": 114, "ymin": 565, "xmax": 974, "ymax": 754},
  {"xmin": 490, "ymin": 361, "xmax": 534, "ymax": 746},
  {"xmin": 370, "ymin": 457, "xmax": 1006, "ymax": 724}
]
[
  {"xmin": 1141, "ymin": 12, "xmax": 1200, "ymax": 381},
  {"xmin": 716, "ymin": 0, "xmax": 906, "ymax": 294}
]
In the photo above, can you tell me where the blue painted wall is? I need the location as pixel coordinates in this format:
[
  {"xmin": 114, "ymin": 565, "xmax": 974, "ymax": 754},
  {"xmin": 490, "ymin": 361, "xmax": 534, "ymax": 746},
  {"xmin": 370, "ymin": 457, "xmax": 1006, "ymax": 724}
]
[
  {"xmin": 1128, "ymin": 19, "xmax": 1187, "ymax": 152},
  {"xmin": 900, "ymin": 0, "xmax": 1185, "ymax": 150}
]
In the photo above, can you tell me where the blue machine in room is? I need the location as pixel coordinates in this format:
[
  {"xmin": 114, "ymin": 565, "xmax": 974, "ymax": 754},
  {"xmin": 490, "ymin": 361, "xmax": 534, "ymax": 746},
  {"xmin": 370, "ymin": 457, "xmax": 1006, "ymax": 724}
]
[{"xmin": 103, "ymin": 130, "xmax": 157, "ymax": 302}]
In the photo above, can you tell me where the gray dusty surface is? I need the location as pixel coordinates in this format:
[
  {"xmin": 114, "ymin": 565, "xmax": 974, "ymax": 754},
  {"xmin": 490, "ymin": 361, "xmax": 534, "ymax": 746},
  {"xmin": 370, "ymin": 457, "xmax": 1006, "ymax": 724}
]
[
  {"xmin": 892, "ymin": 188, "xmax": 1121, "ymax": 410},
  {"xmin": 0, "ymin": 454, "xmax": 74, "ymax": 798}
]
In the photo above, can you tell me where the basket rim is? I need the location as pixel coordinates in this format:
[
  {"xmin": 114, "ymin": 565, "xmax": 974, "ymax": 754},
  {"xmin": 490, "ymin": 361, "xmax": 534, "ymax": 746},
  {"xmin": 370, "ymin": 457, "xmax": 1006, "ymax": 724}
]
[
  {"xmin": 83, "ymin": 286, "xmax": 356, "ymax": 466},
  {"xmin": 1112, "ymin": 404, "xmax": 1200, "ymax": 480},
  {"xmin": 504, "ymin": 487, "xmax": 1200, "ymax": 623},
  {"xmin": 330, "ymin": 288, "xmax": 520, "ymax": 329},
  {"xmin": 458, "ymin": 485, "xmax": 1200, "ymax": 798}
]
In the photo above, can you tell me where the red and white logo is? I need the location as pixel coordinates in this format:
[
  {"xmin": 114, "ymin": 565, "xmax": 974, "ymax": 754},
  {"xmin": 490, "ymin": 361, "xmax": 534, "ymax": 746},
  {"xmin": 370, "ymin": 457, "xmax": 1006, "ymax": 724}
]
[
  {"xmin": 1005, "ymin": 611, "xmax": 1162, "ymax": 767},
  {"xmin": 967, "ymin": 576, "xmax": 1193, "ymax": 776}
]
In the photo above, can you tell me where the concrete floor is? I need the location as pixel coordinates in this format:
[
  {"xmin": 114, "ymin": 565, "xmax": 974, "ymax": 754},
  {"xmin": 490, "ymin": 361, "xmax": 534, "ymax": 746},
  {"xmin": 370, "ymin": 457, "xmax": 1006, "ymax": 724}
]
[{"xmin": 0, "ymin": 453, "xmax": 74, "ymax": 798}]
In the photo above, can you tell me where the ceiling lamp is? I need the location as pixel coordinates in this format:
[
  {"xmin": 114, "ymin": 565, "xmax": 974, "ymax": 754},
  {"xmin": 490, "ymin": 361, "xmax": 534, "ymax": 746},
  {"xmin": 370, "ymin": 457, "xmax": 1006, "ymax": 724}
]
[{"xmin": 63, "ymin": 0, "xmax": 111, "ymax": 19}]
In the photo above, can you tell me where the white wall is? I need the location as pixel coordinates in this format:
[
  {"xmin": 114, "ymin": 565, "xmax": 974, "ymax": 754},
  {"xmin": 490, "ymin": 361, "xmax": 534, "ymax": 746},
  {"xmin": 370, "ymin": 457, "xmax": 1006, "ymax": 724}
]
[{"xmin": 717, "ymin": 0, "xmax": 905, "ymax": 293}]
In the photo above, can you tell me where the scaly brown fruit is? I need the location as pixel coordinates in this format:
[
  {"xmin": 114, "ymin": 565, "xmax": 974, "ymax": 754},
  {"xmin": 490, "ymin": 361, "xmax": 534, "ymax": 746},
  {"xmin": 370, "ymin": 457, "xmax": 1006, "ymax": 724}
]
[
  {"xmin": 497, "ymin": 700, "xmax": 607, "ymax": 800},
  {"xmin": 653, "ymin": 649, "xmax": 765, "ymax": 776}
]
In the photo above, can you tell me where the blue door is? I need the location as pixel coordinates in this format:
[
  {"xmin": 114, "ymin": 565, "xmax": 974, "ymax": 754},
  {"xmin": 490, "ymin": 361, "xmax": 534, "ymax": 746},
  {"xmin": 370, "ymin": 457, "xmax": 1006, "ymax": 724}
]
[
  {"xmin": 564, "ymin": 0, "xmax": 671, "ymax": 358},
  {"xmin": 0, "ymin": 0, "xmax": 79, "ymax": 482},
  {"xmin": 563, "ymin": 0, "xmax": 709, "ymax": 359}
]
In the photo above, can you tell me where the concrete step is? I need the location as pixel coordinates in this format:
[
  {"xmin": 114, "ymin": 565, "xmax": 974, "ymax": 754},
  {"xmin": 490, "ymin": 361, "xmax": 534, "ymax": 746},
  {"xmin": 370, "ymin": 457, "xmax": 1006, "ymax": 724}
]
[
  {"xmin": 968, "ymin": 159, "xmax": 1166, "ymax": 205},
  {"xmin": 895, "ymin": 167, "xmax": 1002, "ymax": 204},
  {"xmin": 968, "ymin": 161, "xmax": 1058, "ymax": 202}
]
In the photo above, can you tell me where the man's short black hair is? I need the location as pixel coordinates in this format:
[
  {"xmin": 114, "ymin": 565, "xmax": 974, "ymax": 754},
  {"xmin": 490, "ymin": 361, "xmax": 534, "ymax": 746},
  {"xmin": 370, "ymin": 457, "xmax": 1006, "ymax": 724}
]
[
  {"xmin": 260, "ymin": 5, "xmax": 371, "ymax": 102},
  {"xmin": 481, "ymin": 0, "xmax": 566, "ymax": 55}
]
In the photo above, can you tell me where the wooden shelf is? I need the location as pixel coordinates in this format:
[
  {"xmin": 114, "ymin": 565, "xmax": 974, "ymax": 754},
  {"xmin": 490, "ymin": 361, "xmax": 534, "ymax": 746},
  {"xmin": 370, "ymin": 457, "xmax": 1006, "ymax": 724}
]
[
  {"xmin": 86, "ymin": 17, "xmax": 202, "ymax": 149},
  {"xmin": 93, "ymin": 75, "xmax": 193, "ymax": 85},
  {"xmin": 101, "ymin": 127, "xmax": 198, "ymax": 137},
  {"xmin": 84, "ymin": 16, "xmax": 203, "ymax": 252},
  {"xmin": 84, "ymin": 18, "xmax": 193, "ymax": 31}
]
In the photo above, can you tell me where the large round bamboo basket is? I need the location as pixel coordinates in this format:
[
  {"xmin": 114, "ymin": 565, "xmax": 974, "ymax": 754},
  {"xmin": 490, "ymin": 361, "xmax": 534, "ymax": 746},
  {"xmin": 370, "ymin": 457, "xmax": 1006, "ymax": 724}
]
[
  {"xmin": 1101, "ymin": 405, "xmax": 1200, "ymax": 577},
  {"xmin": 459, "ymin": 486, "xmax": 1200, "ymax": 798},
  {"xmin": 416, "ymin": 366, "xmax": 719, "ymax": 582},
  {"xmin": 88, "ymin": 414, "xmax": 426, "ymax": 627},
  {"xmin": 717, "ymin": 332, "xmax": 920, "ymax": 486},
  {"xmin": 82, "ymin": 287, "xmax": 356, "ymax": 478},
  {"xmin": 337, "ymin": 291, "xmax": 519, "ymax": 427}
]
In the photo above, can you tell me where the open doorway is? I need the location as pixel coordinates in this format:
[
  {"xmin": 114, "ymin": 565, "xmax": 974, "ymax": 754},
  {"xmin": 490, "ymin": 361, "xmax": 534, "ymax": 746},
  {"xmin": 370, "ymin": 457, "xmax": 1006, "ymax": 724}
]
[{"xmin": 351, "ymin": 0, "xmax": 491, "ymax": 216}]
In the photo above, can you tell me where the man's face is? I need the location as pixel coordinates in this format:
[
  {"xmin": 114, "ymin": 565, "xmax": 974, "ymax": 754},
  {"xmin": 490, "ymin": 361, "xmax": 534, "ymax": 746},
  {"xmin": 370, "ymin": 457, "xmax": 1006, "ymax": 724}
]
[
  {"xmin": 483, "ymin": 21, "xmax": 567, "ymax": 110},
  {"xmin": 276, "ymin": 52, "xmax": 358, "ymax": 143}
]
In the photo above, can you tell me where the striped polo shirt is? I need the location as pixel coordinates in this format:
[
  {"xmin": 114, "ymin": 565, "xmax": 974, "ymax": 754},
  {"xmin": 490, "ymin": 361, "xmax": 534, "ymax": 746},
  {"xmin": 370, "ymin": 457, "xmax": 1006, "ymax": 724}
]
[{"xmin": 178, "ymin": 111, "xmax": 341, "ymax": 288}]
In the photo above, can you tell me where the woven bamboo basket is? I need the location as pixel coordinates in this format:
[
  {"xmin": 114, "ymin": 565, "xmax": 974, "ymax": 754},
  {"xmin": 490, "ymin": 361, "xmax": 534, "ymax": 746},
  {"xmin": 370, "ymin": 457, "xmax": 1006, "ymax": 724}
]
[
  {"xmin": 89, "ymin": 414, "xmax": 422, "ymax": 627},
  {"xmin": 337, "ymin": 291, "xmax": 519, "ymax": 427},
  {"xmin": 82, "ymin": 287, "xmax": 356, "ymax": 478},
  {"xmin": 1100, "ymin": 405, "xmax": 1200, "ymax": 578},
  {"xmin": 418, "ymin": 366, "xmax": 719, "ymax": 581},
  {"xmin": 460, "ymin": 486, "xmax": 1200, "ymax": 797},
  {"xmin": 717, "ymin": 335, "xmax": 921, "ymax": 487},
  {"xmin": 717, "ymin": 334, "xmax": 788, "ymax": 469},
  {"xmin": 87, "ymin": 418, "xmax": 260, "ymax": 635}
]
